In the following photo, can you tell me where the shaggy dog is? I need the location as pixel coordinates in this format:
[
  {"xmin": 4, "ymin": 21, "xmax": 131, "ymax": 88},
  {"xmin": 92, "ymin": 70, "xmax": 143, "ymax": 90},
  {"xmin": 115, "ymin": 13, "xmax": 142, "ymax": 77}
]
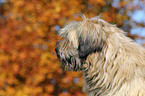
[{"xmin": 55, "ymin": 16, "xmax": 145, "ymax": 96}]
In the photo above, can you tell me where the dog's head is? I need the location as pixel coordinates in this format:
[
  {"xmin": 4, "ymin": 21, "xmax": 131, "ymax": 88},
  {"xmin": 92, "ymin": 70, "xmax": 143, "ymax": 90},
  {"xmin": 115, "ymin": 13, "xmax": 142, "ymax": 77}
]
[{"xmin": 55, "ymin": 16, "xmax": 117, "ymax": 71}]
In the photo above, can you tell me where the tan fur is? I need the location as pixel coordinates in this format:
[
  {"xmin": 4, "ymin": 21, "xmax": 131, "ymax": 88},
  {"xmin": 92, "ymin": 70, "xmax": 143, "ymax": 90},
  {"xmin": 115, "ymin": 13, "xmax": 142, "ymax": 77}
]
[{"xmin": 56, "ymin": 16, "xmax": 145, "ymax": 96}]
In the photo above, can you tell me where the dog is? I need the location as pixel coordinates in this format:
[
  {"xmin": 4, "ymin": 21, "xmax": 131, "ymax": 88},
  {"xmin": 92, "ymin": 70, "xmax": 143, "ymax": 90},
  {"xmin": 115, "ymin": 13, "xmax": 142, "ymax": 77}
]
[{"xmin": 55, "ymin": 16, "xmax": 145, "ymax": 96}]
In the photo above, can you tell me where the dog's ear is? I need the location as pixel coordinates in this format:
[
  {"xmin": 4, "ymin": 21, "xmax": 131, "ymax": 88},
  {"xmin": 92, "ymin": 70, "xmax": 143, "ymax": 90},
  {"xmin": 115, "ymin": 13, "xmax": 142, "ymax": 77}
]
[{"xmin": 78, "ymin": 37, "xmax": 103, "ymax": 59}]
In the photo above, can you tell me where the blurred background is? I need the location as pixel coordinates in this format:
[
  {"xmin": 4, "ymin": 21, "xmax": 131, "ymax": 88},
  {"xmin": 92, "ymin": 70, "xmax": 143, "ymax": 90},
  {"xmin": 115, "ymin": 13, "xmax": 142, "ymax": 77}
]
[{"xmin": 0, "ymin": 0, "xmax": 144, "ymax": 96}]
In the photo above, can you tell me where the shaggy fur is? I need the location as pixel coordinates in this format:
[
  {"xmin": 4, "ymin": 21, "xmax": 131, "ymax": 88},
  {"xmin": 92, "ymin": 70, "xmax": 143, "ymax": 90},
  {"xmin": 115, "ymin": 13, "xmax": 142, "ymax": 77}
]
[{"xmin": 55, "ymin": 16, "xmax": 145, "ymax": 96}]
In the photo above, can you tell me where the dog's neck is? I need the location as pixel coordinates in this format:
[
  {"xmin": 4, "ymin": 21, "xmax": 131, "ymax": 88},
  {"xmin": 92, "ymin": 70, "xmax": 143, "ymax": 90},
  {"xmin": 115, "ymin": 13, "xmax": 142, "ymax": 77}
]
[{"xmin": 82, "ymin": 33, "xmax": 135, "ymax": 95}]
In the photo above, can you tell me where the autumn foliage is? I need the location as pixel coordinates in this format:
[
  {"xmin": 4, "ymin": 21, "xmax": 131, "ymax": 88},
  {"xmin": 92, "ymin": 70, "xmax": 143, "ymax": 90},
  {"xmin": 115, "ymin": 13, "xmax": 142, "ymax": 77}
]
[{"xmin": 0, "ymin": 0, "xmax": 144, "ymax": 96}]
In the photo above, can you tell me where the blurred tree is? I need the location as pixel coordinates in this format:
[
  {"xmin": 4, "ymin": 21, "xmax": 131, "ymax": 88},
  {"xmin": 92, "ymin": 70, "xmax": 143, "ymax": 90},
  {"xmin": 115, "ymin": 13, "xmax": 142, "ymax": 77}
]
[{"xmin": 0, "ymin": 0, "xmax": 144, "ymax": 96}]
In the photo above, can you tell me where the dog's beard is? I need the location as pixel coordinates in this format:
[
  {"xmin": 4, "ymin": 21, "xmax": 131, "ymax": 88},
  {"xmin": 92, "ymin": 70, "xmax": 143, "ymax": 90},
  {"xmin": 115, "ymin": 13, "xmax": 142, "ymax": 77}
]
[{"xmin": 60, "ymin": 56, "xmax": 83, "ymax": 71}]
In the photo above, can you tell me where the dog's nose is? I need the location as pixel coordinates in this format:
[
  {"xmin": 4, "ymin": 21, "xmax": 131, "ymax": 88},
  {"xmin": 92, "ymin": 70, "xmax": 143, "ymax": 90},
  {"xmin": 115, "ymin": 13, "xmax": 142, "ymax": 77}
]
[
  {"xmin": 55, "ymin": 47, "xmax": 60, "ymax": 58},
  {"xmin": 55, "ymin": 47, "xmax": 58, "ymax": 53}
]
